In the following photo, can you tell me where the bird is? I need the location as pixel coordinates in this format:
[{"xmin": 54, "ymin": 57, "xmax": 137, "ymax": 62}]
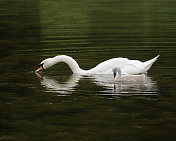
[
  {"xmin": 35, "ymin": 55, "xmax": 159, "ymax": 75},
  {"xmin": 112, "ymin": 67, "xmax": 145, "ymax": 82}
]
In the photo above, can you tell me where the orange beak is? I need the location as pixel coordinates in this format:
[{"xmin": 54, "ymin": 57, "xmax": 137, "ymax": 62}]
[
  {"xmin": 36, "ymin": 72, "xmax": 43, "ymax": 78},
  {"xmin": 35, "ymin": 65, "xmax": 43, "ymax": 73}
]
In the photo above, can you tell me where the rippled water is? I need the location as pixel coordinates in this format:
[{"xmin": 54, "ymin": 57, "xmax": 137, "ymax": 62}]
[{"xmin": 1, "ymin": 0, "xmax": 176, "ymax": 140}]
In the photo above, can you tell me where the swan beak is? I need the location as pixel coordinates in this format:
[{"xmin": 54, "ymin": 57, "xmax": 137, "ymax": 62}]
[
  {"xmin": 35, "ymin": 66, "xmax": 43, "ymax": 73},
  {"xmin": 36, "ymin": 72, "xmax": 43, "ymax": 79},
  {"xmin": 35, "ymin": 66, "xmax": 42, "ymax": 72},
  {"xmin": 113, "ymin": 72, "xmax": 117, "ymax": 78},
  {"xmin": 35, "ymin": 64, "xmax": 44, "ymax": 73}
]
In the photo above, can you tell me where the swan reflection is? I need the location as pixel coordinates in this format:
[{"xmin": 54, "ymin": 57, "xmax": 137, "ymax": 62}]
[
  {"xmin": 91, "ymin": 74, "xmax": 158, "ymax": 95},
  {"xmin": 37, "ymin": 73, "xmax": 82, "ymax": 95},
  {"xmin": 36, "ymin": 73, "xmax": 158, "ymax": 96}
]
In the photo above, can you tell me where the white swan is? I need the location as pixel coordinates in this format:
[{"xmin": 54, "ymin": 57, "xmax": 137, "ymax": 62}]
[
  {"xmin": 35, "ymin": 55, "xmax": 159, "ymax": 75},
  {"xmin": 112, "ymin": 67, "xmax": 145, "ymax": 82}
]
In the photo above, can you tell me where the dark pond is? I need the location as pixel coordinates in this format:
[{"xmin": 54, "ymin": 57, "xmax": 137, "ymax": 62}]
[{"xmin": 0, "ymin": 0, "xmax": 176, "ymax": 140}]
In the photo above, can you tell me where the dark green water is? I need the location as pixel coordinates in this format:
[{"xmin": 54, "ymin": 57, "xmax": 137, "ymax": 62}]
[{"xmin": 0, "ymin": 0, "xmax": 176, "ymax": 140}]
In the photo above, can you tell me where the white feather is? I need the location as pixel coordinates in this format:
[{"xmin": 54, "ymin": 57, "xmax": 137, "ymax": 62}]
[{"xmin": 36, "ymin": 55, "xmax": 159, "ymax": 75}]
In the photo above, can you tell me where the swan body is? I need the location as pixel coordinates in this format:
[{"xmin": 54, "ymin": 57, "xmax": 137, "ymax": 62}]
[
  {"xmin": 35, "ymin": 55, "xmax": 159, "ymax": 75},
  {"xmin": 112, "ymin": 67, "xmax": 145, "ymax": 82}
]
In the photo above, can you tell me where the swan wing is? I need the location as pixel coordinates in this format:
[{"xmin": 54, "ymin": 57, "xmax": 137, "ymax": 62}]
[
  {"xmin": 123, "ymin": 55, "xmax": 160, "ymax": 74},
  {"xmin": 89, "ymin": 58, "xmax": 143, "ymax": 74}
]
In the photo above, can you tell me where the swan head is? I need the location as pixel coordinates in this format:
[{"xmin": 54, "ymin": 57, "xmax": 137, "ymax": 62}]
[
  {"xmin": 35, "ymin": 58, "xmax": 54, "ymax": 73},
  {"xmin": 112, "ymin": 67, "xmax": 121, "ymax": 78},
  {"xmin": 112, "ymin": 68, "xmax": 118, "ymax": 78}
]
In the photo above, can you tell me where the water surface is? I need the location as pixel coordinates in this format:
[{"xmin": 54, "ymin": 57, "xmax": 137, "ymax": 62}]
[{"xmin": 0, "ymin": 0, "xmax": 176, "ymax": 140}]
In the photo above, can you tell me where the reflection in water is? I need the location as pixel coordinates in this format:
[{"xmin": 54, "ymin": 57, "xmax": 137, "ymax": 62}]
[
  {"xmin": 92, "ymin": 74, "xmax": 158, "ymax": 95},
  {"xmin": 38, "ymin": 74, "xmax": 82, "ymax": 95},
  {"xmin": 89, "ymin": 74, "xmax": 158, "ymax": 96},
  {"xmin": 36, "ymin": 73, "xmax": 158, "ymax": 96}
]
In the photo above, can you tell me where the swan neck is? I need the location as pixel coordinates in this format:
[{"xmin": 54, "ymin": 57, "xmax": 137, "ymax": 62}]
[
  {"xmin": 116, "ymin": 67, "xmax": 122, "ymax": 78},
  {"xmin": 53, "ymin": 55, "xmax": 84, "ymax": 73}
]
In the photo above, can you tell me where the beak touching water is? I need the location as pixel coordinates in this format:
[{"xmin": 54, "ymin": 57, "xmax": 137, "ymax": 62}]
[
  {"xmin": 35, "ymin": 72, "xmax": 43, "ymax": 79},
  {"xmin": 35, "ymin": 64, "xmax": 44, "ymax": 73}
]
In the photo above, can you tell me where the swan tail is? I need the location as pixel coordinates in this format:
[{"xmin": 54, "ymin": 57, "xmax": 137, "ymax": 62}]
[{"xmin": 143, "ymin": 55, "xmax": 160, "ymax": 72}]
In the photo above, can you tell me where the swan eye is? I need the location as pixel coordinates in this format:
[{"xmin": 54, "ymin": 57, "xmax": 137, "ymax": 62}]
[
  {"xmin": 38, "ymin": 63, "xmax": 44, "ymax": 68},
  {"xmin": 41, "ymin": 63, "xmax": 44, "ymax": 70}
]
